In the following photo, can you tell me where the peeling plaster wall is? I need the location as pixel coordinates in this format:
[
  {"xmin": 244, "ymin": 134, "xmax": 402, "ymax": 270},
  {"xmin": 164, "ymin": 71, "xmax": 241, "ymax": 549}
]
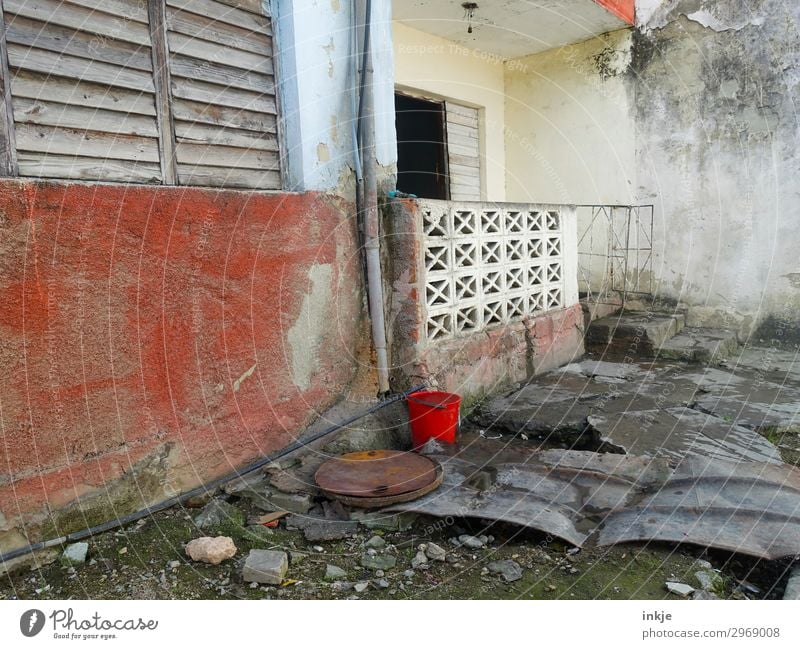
[
  {"xmin": 392, "ymin": 22, "xmax": 507, "ymax": 201},
  {"xmin": 633, "ymin": 0, "xmax": 800, "ymax": 334},
  {"xmin": 0, "ymin": 181, "xmax": 362, "ymax": 555}
]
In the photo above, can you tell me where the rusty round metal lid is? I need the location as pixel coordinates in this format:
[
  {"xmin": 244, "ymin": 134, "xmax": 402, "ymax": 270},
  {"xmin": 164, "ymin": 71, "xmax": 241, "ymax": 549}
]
[{"xmin": 315, "ymin": 450, "xmax": 439, "ymax": 498}]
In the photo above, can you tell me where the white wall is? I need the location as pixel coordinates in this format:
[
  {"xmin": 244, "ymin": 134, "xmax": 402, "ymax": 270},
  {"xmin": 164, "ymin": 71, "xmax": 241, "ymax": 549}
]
[
  {"xmin": 503, "ymin": 29, "xmax": 636, "ymax": 206},
  {"xmin": 503, "ymin": 30, "xmax": 636, "ymax": 296},
  {"xmin": 392, "ymin": 22, "xmax": 507, "ymax": 201},
  {"xmin": 274, "ymin": 0, "xmax": 395, "ymax": 192}
]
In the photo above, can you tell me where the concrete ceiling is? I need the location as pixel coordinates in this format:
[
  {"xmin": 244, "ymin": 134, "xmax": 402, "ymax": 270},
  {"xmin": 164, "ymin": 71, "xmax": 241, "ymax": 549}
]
[{"xmin": 393, "ymin": 0, "xmax": 630, "ymax": 60}]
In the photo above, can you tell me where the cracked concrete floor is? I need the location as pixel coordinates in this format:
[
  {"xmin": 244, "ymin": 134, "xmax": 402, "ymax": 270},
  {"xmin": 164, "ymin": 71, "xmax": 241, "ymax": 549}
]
[{"xmin": 476, "ymin": 344, "xmax": 800, "ymax": 467}]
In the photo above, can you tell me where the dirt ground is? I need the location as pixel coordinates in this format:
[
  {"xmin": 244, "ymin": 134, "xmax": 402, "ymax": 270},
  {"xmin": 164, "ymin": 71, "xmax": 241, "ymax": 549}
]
[{"xmin": 1, "ymin": 495, "xmax": 795, "ymax": 601}]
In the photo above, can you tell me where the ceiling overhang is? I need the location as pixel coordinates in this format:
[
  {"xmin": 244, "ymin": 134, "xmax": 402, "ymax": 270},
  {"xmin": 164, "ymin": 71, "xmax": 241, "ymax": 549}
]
[{"xmin": 393, "ymin": 0, "xmax": 634, "ymax": 60}]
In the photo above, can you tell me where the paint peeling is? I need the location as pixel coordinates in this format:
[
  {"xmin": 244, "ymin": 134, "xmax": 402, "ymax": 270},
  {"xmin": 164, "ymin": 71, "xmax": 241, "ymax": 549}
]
[
  {"xmin": 317, "ymin": 142, "xmax": 330, "ymax": 163},
  {"xmin": 784, "ymin": 273, "xmax": 800, "ymax": 290},
  {"xmin": 232, "ymin": 363, "xmax": 257, "ymax": 393},
  {"xmin": 640, "ymin": 0, "xmax": 766, "ymax": 33},
  {"xmin": 685, "ymin": 9, "xmax": 765, "ymax": 32},
  {"xmin": 287, "ymin": 264, "xmax": 333, "ymax": 391}
]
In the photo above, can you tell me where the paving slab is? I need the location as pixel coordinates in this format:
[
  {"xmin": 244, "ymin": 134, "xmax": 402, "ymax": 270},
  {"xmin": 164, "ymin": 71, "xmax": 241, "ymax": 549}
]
[
  {"xmin": 682, "ymin": 362, "xmax": 800, "ymax": 432},
  {"xmin": 587, "ymin": 407, "xmax": 783, "ymax": 464},
  {"xmin": 724, "ymin": 346, "xmax": 800, "ymax": 384},
  {"xmin": 477, "ymin": 361, "xmax": 701, "ymax": 435}
]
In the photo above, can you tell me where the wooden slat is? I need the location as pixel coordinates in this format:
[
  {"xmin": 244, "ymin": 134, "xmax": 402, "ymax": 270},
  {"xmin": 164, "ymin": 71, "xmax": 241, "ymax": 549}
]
[
  {"xmin": 214, "ymin": 0, "xmax": 267, "ymax": 17},
  {"xmin": 4, "ymin": 14, "xmax": 152, "ymax": 71},
  {"xmin": 0, "ymin": 1, "xmax": 18, "ymax": 174},
  {"xmin": 447, "ymin": 123, "xmax": 478, "ymax": 141},
  {"xmin": 14, "ymin": 97, "xmax": 158, "ymax": 136},
  {"xmin": 172, "ymin": 98, "xmax": 276, "ymax": 133},
  {"xmin": 63, "ymin": 0, "xmax": 149, "ymax": 23},
  {"xmin": 446, "ymin": 110, "xmax": 478, "ymax": 128},
  {"xmin": 16, "ymin": 123, "xmax": 161, "ymax": 162},
  {"xmin": 4, "ymin": 0, "xmax": 153, "ymax": 46},
  {"xmin": 175, "ymin": 141, "xmax": 278, "ymax": 168},
  {"xmin": 8, "ymin": 44, "xmax": 155, "ymax": 92},
  {"xmin": 166, "ymin": 0, "xmax": 269, "ymax": 31},
  {"xmin": 448, "ymin": 162, "xmax": 481, "ymax": 179},
  {"xmin": 177, "ymin": 164, "xmax": 280, "ymax": 189},
  {"xmin": 169, "ymin": 53, "xmax": 273, "ymax": 94},
  {"xmin": 448, "ymin": 152, "xmax": 479, "ymax": 168},
  {"xmin": 167, "ymin": 31, "xmax": 272, "ymax": 74},
  {"xmin": 17, "ymin": 151, "xmax": 161, "ymax": 182},
  {"xmin": 174, "ymin": 121, "xmax": 277, "ymax": 150},
  {"xmin": 166, "ymin": 7, "xmax": 271, "ymax": 55},
  {"xmin": 171, "ymin": 78, "xmax": 274, "ymax": 113},
  {"xmin": 446, "ymin": 101, "xmax": 478, "ymax": 117},
  {"xmin": 448, "ymin": 142, "xmax": 479, "ymax": 159},
  {"xmin": 147, "ymin": 0, "xmax": 177, "ymax": 184},
  {"xmin": 11, "ymin": 71, "xmax": 157, "ymax": 116}
]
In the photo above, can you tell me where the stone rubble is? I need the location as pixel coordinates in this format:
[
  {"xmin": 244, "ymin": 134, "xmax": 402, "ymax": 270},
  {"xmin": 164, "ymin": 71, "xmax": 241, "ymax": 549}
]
[
  {"xmin": 457, "ymin": 534, "xmax": 485, "ymax": 549},
  {"xmin": 425, "ymin": 542, "xmax": 447, "ymax": 561},
  {"xmin": 411, "ymin": 551, "xmax": 428, "ymax": 569},
  {"xmin": 487, "ymin": 559, "xmax": 523, "ymax": 583},
  {"xmin": 665, "ymin": 582, "xmax": 695, "ymax": 597},
  {"xmin": 242, "ymin": 549, "xmax": 288, "ymax": 585},
  {"xmin": 325, "ymin": 564, "xmax": 347, "ymax": 580},
  {"xmin": 360, "ymin": 553, "xmax": 397, "ymax": 571},
  {"xmin": 61, "ymin": 542, "xmax": 89, "ymax": 566},
  {"xmin": 783, "ymin": 568, "xmax": 800, "ymax": 600},
  {"xmin": 194, "ymin": 499, "xmax": 245, "ymax": 531},
  {"xmin": 185, "ymin": 537, "xmax": 237, "ymax": 565},
  {"xmin": 364, "ymin": 535, "xmax": 386, "ymax": 550}
]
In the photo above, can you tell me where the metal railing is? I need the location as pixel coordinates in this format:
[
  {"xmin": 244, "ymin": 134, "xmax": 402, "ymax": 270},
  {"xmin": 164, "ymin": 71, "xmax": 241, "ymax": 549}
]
[{"xmin": 577, "ymin": 204, "xmax": 654, "ymax": 307}]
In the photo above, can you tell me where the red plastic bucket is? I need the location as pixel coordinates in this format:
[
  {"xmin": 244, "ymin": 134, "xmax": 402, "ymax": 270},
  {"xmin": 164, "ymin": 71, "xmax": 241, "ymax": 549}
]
[{"xmin": 407, "ymin": 390, "xmax": 461, "ymax": 449}]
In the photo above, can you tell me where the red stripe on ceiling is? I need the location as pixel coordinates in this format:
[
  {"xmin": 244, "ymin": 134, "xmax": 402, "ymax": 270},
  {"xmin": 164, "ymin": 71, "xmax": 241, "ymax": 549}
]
[{"xmin": 593, "ymin": 0, "xmax": 635, "ymax": 25}]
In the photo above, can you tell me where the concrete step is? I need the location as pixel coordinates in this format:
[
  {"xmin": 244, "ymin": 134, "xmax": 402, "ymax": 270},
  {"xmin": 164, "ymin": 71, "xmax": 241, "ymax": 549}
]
[
  {"xmin": 656, "ymin": 327, "xmax": 738, "ymax": 364},
  {"xmin": 580, "ymin": 295, "xmax": 622, "ymax": 331},
  {"xmin": 585, "ymin": 311, "xmax": 685, "ymax": 357}
]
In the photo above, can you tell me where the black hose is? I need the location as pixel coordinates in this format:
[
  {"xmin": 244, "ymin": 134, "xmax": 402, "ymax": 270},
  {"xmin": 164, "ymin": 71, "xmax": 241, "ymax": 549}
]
[{"xmin": 0, "ymin": 384, "xmax": 427, "ymax": 566}]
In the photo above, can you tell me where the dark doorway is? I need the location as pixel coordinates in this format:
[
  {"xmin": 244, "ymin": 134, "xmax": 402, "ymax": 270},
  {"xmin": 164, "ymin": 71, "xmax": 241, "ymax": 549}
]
[{"xmin": 394, "ymin": 93, "xmax": 449, "ymax": 199}]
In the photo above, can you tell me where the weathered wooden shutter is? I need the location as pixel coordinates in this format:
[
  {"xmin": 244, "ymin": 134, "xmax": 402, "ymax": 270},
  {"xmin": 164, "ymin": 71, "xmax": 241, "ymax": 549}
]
[
  {"xmin": 165, "ymin": 0, "xmax": 280, "ymax": 188},
  {"xmin": 445, "ymin": 101, "xmax": 481, "ymax": 201},
  {"xmin": 0, "ymin": 0, "xmax": 281, "ymax": 188},
  {"xmin": 3, "ymin": 0, "xmax": 163, "ymax": 182}
]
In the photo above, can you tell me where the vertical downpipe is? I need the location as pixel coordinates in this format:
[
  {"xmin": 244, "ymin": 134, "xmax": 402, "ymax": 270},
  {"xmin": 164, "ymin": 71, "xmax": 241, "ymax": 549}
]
[{"xmin": 356, "ymin": 0, "xmax": 390, "ymax": 395}]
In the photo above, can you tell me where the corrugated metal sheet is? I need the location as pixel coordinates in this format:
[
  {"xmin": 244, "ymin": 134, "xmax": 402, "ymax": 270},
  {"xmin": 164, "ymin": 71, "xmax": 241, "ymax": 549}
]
[{"xmin": 385, "ymin": 439, "xmax": 800, "ymax": 560}]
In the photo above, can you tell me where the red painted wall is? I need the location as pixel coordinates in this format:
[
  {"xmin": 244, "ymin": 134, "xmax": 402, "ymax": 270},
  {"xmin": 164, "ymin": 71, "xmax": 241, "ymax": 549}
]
[
  {"xmin": 594, "ymin": 0, "xmax": 635, "ymax": 25},
  {"xmin": 0, "ymin": 180, "xmax": 362, "ymax": 544}
]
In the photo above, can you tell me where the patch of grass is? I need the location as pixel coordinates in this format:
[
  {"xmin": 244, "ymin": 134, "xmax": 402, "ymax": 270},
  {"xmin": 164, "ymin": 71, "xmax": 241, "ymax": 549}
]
[{"xmin": 759, "ymin": 427, "xmax": 800, "ymax": 467}]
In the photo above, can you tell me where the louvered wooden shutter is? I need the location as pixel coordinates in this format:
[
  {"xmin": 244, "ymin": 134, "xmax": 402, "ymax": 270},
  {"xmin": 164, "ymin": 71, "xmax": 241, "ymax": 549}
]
[
  {"xmin": 0, "ymin": 0, "xmax": 281, "ymax": 189},
  {"xmin": 445, "ymin": 101, "xmax": 481, "ymax": 201},
  {"xmin": 165, "ymin": 0, "xmax": 280, "ymax": 188},
  {"xmin": 3, "ymin": 0, "xmax": 163, "ymax": 182}
]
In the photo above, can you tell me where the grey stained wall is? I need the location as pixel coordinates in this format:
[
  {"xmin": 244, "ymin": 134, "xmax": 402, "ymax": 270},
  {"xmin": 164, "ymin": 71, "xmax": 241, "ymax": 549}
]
[{"xmin": 633, "ymin": 0, "xmax": 800, "ymax": 337}]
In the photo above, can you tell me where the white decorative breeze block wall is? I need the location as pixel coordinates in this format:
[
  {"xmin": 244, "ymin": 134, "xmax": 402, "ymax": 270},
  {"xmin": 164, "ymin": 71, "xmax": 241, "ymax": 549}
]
[{"xmin": 419, "ymin": 200, "xmax": 579, "ymax": 342}]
